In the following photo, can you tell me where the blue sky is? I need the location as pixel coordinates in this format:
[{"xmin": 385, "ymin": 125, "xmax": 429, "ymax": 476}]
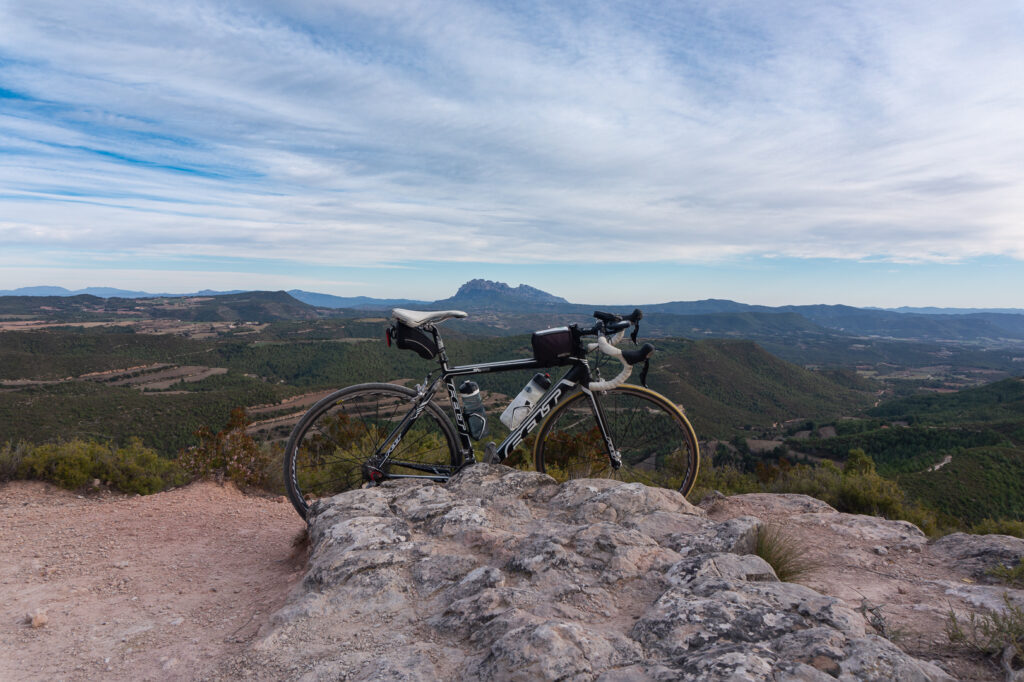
[{"xmin": 1, "ymin": 1, "xmax": 1022, "ymax": 306}]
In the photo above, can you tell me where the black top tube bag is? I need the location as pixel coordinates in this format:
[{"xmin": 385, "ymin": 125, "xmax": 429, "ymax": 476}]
[
  {"xmin": 392, "ymin": 321, "xmax": 439, "ymax": 360},
  {"xmin": 532, "ymin": 326, "xmax": 575, "ymax": 366}
]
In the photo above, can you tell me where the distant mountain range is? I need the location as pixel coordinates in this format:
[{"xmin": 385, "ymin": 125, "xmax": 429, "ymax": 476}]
[
  {"xmin": 0, "ymin": 286, "xmax": 249, "ymax": 298},
  {"xmin": 3, "ymin": 281, "xmax": 1021, "ymax": 316},
  {"xmin": 286, "ymin": 279, "xmax": 569, "ymax": 311},
  {"xmin": 3, "ymin": 280, "xmax": 1024, "ymax": 347}
]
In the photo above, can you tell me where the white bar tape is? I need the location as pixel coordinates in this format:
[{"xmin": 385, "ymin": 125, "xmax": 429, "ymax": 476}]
[
  {"xmin": 589, "ymin": 364, "xmax": 631, "ymax": 391},
  {"xmin": 588, "ymin": 333, "xmax": 632, "ymax": 391}
]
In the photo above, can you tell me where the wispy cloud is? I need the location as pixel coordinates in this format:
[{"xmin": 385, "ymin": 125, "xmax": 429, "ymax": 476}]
[{"xmin": 1, "ymin": 0, "xmax": 1022, "ymax": 278}]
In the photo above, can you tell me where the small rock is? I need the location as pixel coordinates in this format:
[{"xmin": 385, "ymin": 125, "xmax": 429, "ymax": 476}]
[
  {"xmin": 874, "ymin": 546, "xmax": 888, "ymax": 556},
  {"xmin": 27, "ymin": 608, "xmax": 48, "ymax": 628},
  {"xmin": 698, "ymin": 490, "xmax": 727, "ymax": 508}
]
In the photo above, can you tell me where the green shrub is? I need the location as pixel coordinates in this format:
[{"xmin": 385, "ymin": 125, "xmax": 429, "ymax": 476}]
[
  {"xmin": 19, "ymin": 439, "xmax": 106, "ymax": 489},
  {"xmin": 835, "ymin": 470, "xmax": 905, "ymax": 518},
  {"xmin": 947, "ymin": 595, "xmax": 1024, "ymax": 665},
  {"xmin": 972, "ymin": 518, "xmax": 1024, "ymax": 539},
  {"xmin": 688, "ymin": 455, "xmax": 761, "ymax": 503},
  {"xmin": 833, "ymin": 451, "xmax": 941, "ymax": 534},
  {"xmin": 989, "ymin": 560, "xmax": 1024, "ymax": 588},
  {"xmin": 686, "ymin": 449, "xmax": 952, "ymax": 536},
  {"xmin": 768, "ymin": 460, "xmax": 842, "ymax": 501},
  {"xmin": 101, "ymin": 438, "xmax": 185, "ymax": 495},
  {"xmin": 843, "ymin": 448, "xmax": 876, "ymax": 475},
  {"xmin": 15, "ymin": 438, "xmax": 183, "ymax": 494},
  {"xmin": 258, "ymin": 441, "xmax": 286, "ymax": 494}
]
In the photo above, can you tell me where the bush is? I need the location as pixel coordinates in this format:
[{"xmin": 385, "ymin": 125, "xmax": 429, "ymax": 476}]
[
  {"xmin": 844, "ymin": 448, "xmax": 877, "ymax": 476},
  {"xmin": 989, "ymin": 560, "xmax": 1024, "ymax": 588},
  {"xmin": 19, "ymin": 440, "xmax": 106, "ymax": 489},
  {"xmin": 835, "ymin": 470, "xmax": 905, "ymax": 518},
  {"xmin": 684, "ymin": 448, "xmax": 951, "ymax": 535},
  {"xmin": 688, "ymin": 455, "xmax": 761, "ymax": 503},
  {"xmin": 0, "ymin": 441, "xmax": 30, "ymax": 482},
  {"xmin": 768, "ymin": 460, "xmax": 842, "ymax": 501},
  {"xmin": 178, "ymin": 408, "xmax": 275, "ymax": 489},
  {"xmin": 103, "ymin": 438, "xmax": 185, "ymax": 494},
  {"xmin": 972, "ymin": 518, "xmax": 1024, "ymax": 539},
  {"xmin": 947, "ymin": 595, "xmax": 1024, "ymax": 667},
  {"xmin": 831, "ymin": 451, "xmax": 940, "ymax": 534},
  {"xmin": 16, "ymin": 438, "xmax": 183, "ymax": 494}
]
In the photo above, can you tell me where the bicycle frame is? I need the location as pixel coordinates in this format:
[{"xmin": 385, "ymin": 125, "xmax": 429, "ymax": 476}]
[{"xmin": 367, "ymin": 329, "xmax": 620, "ymax": 481}]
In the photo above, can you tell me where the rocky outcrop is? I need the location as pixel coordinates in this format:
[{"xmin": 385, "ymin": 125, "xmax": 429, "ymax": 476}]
[
  {"xmin": 232, "ymin": 466, "xmax": 956, "ymax": 681},
  {"xmin": 931, "ymin": 532, "xmax": 1024, "ymax": 580}
]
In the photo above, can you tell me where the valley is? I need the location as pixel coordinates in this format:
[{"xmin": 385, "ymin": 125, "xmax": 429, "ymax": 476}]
[{"xmin": 2, "ymin": 282, "xmax": 1024, "ymax": 532}]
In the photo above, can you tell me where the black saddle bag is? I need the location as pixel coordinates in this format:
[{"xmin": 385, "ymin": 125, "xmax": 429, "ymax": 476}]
[{"xmin": 392, "ymin": 322, "xmax": 438, "ymax": 360}]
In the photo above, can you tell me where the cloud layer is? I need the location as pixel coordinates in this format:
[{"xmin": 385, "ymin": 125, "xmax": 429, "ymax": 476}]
[{"xmin": 1, "ymin": 0, "xmax": 1023, "ymax": 271}]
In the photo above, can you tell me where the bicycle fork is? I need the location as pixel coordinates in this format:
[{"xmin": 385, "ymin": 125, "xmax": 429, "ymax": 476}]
[{"xmin": 581, "ymin": 387, "xmax": 624, "ymax": 470}]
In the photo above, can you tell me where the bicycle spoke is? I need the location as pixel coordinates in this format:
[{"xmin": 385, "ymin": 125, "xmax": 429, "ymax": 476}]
[
  {"xmin": 397, "ymin": 428, "xmax": 440, "ymax": 457},
  {"xmin": 537, "ymin": 387, "xmax": 698, "ymax": 496},
  {"xmin": 285, "ymin": 385, "xmax": 458, "ymax": 519},
  {"xmin": 358, "ymin": 399, "xmax": 383, "ymax": 452}
]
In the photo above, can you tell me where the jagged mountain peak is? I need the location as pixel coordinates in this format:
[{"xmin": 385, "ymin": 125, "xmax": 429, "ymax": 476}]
[{"xmin": 449, "ymin": 279, "xmax": 569, "ymax": 305}]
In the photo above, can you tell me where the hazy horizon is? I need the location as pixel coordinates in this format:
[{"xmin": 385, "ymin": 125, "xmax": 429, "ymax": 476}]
[{"xmin": 4, "ymin": 272, "xmax": 1024, "ymax": 311}]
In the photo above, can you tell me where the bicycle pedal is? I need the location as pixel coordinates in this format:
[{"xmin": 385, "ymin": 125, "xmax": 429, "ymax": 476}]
[{"xmin": 483, "ymin": 442, "xmax": 500, "ymax": 465}]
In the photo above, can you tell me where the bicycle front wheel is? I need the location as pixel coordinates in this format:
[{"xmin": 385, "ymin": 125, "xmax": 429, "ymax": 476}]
[
  {"xmin": 533, "ymin": 384, "xmax": 700, "ymax": 497},
  {"xmin": 284, "ymin": 383, "xmax": 460, "ymax": 520}
]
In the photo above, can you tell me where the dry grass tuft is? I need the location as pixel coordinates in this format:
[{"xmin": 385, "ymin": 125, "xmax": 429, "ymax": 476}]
[{"xmin": 754, "ymin": 522, "xmax": 822, "ymax": 583}]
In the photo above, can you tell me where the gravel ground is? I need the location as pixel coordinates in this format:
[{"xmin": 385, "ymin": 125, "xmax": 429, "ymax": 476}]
[{"xmin": 0, "ymin": 480, "xmax": 305, "ymax": 681}]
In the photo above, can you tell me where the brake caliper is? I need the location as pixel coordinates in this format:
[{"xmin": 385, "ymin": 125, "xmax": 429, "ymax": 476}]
[{"xmin": 362, "ymin": 463, "xmax": 385, "ymax": 484}]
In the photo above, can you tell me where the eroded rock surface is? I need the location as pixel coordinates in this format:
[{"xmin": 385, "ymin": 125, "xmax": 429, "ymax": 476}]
[
  {"xmin": 226, "ymin": 466, "xmax": 955, "ymax": 681},
  {"xmin": 931, "ymin": 532, "xmax": 1024, "ymax": 580}
]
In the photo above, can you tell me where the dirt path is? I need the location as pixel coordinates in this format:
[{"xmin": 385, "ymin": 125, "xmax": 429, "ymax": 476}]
[{"xmin": 0, "ymin": 481, "xmax": 305, "ymax": 681}]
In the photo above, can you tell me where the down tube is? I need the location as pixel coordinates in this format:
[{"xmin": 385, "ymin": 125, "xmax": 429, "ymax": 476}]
[{"xmin": 494, "ymin": 368, "xmax": 587, "ymax": 462}]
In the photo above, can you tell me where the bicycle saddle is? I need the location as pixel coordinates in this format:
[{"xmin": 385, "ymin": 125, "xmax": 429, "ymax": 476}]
[{"xmin": 392, "ymin": 308, "xmax": 469, "ymax": 328}]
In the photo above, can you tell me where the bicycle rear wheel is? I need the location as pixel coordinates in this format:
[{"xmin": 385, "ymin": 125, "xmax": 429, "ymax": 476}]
[
  {"xmin": 533, "ymin": 384, "xmax": 700, "ymax": 497},
  {"xmin": 284, "ymin": 383, "xmax": 460, "ymax": 520}
]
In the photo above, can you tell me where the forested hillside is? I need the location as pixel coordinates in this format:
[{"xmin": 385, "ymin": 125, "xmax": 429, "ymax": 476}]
[
  {"xmin": 4, "ymin": 302, "xmax": 1024, "ymax": 533},
  {"xmin": 0, "ymin": 325, "xmax": 875, "ymax": 455}
]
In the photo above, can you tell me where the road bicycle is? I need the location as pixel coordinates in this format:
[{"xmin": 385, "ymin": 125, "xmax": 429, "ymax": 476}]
[{"xmin": 283, "ymin": 308, "xmax": 700, "ymax": 520}]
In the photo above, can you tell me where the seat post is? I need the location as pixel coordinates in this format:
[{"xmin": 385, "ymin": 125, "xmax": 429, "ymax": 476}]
[{"xmin": 433, "ymin": 327, "xmax": 452, "ymax": 371}]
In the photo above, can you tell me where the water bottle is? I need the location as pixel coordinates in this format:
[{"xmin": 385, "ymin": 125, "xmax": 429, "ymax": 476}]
[
  {"xmin": 500, "ymin": 373, "xmax": 552, "ymax": 429},
  {"xmin": 459, "ymin": 381, "xmax": 488, "ymax": 440}
]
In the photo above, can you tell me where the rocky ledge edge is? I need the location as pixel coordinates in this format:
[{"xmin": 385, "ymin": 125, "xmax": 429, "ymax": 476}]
[{"xmin": 231, "ymin": 464, "xmax": 959, "ymax": 681}]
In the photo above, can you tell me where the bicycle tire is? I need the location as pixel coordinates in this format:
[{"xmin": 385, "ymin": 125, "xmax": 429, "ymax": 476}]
[
  {"xmin": 284, "ymin": 383, "xmax": 460, "ymax": 520},
  {"xmin": 533, "ymin": 384, "xmax": 700, "ymax": 497}
]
